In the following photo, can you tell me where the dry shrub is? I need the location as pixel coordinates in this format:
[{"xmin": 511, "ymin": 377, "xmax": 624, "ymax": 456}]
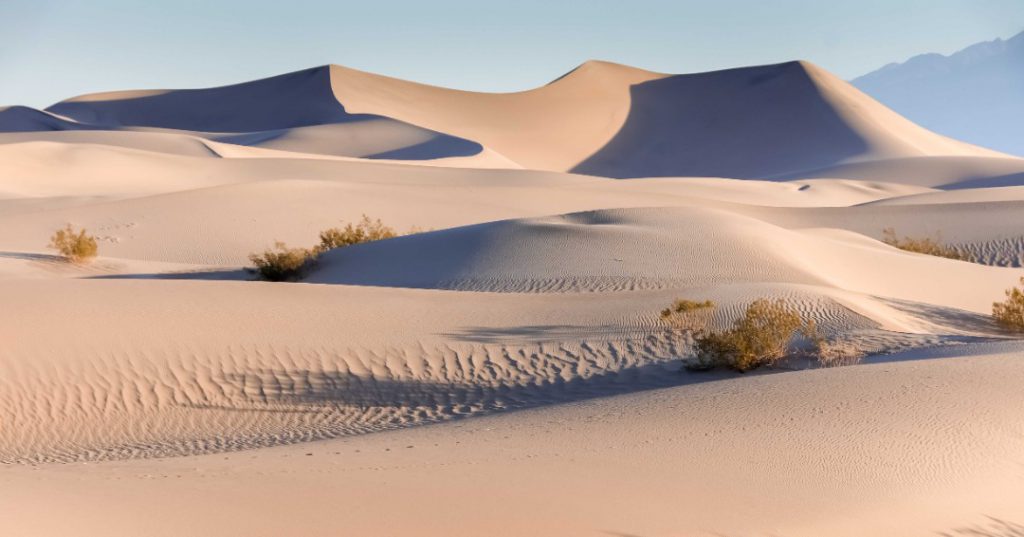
[
  {"xmin": 248, "ymin": 242, "xmax": 316, "ymax": 282},
  {"xmin": 692, "ymin": 299, "xmax": 809, "ymax": 371},
  {"xmin": 882, "ymin": 227, "xmax": 969, "ymax": 261},
  {"xmin": 250, "ymin": 215, "xmax": 401, "ymax": 281},
  {"xmin": 810, "ymin": 338, "xmax": 865, "ymax": 367},
  {"xmin": 662, "ymin": 298, "xmax": 857, "ymax": 372},
  {"xmin": 661, "ymin": 299, "xmax": 715, "ymax": 318},
  {"xmin": 315, "ymin": 215, "xmax": 397, "ymax": 255},
  {"xmin": 993, "ymin": 277, "xmax": 1024, "ymax": 331},
  {"xmin": 48, "ymin": 224, "xmax": 98, "ymax": 263},
  {"xmin": 660, "ymin": 299, "xmax": 715, "ymax": 333}
]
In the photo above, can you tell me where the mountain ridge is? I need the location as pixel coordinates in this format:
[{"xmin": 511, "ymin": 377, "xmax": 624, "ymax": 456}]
[{"xmin": 853, "ymin": 30, "xmax": 1024, "ymax": 156}]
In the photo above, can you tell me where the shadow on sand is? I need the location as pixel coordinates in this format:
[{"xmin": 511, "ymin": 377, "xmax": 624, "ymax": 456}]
[
  {"xmin": 89, "ymin": 268, "xmax": 252, "ymax": 281},
  {"xmin": 0, "ymin": 251, "xmax": 66, "ymax": 262},
  {"xmin": 938, "ymin": 517, "xmax": 1024, "ymax": 537},
  {"xmin": 571, "ymin": 61, "xmax": 869, "ymax": 179},
  {"xmin": 181, "ymin": 358, "xmax": 729, "ymax": 415}
]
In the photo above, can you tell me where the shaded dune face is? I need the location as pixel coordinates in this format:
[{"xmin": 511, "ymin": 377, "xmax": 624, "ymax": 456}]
[
  {"xmin": 46, "ymin": 67, "xmax": 358, "ymax": 131},
  {"xmin": 573, "ymin": 62, "xmax": 870, "ymax": 178},
  {"xmin": 41, "ymin": 66, "xmax": 484, "ymax": 160},
  {"xmin": 0, "ymin": 105, "xmax": 95, "ymax": 132}
]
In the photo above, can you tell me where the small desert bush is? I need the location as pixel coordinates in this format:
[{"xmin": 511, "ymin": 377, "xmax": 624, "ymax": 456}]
[
  {"xmin": 812, "ymin": 339, "xmax": 865, "ymax": 367},
  {"xmin": 882, "ymin": 227, "xmax": 968, "ymax": 261},
  {"xmin": 660, "ymin": 299, "xmax": 715, "ymax": 331},
  {"xmin": 993, "ymin": 277, "xmax": 1024, "ymax": 331},
  {"xmin": 248, "ymin": 241, "xmax": 316, "ymax": 282},
  {"xmin": 660, "ymin": 299, "xmax": 715, "ymax": 318},
  {"xmin": 250, "ymin": 215, "xmax": 401, "ymax": 281},
  {"xmin": 692, "ymin": 299, "xmax": 811, "ymax": 371},
  {"xmin": 48, "ymin": 224, "xmax": 98, "ymax": 263},
  {"xmin": 662, "ymin": 298, "xmax": 856, "ymax": 372},
  {"xmin": 314, "ymin": 215, "xmax": 397, "ymax": 255}
]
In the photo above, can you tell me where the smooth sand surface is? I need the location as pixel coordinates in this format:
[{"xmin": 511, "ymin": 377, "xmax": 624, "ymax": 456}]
[{"xmin": 2, "ymin": 60, "xmax": 1024, "ymax": 536}]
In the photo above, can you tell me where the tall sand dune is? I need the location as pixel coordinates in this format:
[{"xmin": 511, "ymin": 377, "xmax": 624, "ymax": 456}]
[{"xmin": 32, "ymin": 60, "xmax": 1022, "ymax": 180}]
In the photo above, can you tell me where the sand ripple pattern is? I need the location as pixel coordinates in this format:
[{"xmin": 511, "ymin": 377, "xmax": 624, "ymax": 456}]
[
  {"xmin": 2, "ymin": 336, "xmax": 699, "ymax": 463},
  {"xmin": 953, "ymin": 237, "xmax": 1024, "ymax": 267}
]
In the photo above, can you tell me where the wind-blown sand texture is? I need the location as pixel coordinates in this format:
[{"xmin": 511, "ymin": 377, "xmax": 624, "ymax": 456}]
[{"xmin": 2, "ymin": 60, "xmax": 1023, "ymax": 536}]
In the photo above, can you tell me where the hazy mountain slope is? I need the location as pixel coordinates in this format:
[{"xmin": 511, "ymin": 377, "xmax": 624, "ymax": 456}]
[{"xmin": 854, "ymin": 31, "xmax": 1024, "ymax": 156}]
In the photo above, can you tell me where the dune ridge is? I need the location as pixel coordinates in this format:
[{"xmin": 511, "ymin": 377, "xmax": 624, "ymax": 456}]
[{"xmin": 19, "ymin": 59, "xmax": 1021, "ymax": 181}]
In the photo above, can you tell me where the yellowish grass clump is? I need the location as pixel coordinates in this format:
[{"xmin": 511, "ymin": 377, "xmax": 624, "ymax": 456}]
[
  {"xmin": 993, "ymin": 277, "xmax": 1024, "ymax": 331},
  {"xmin": 48, "ymin": 224, "xmax": 98, "ymax": 263},
  {"xmin": 250, "ymin": 215, "xmax": 400, "ymax": 281},
  {"xmin": 248, "ymin": 241, "xmax": 317, "ymax": 282},
  {"xmin": 881, "ymin": 227, "xmax": 968, "ymax": 261},
  {"xmin": 315, "ymin": 215, "xmax": 397, "ymax": 254},
  {"xmin": 661, "ymin": 298, "xmax": 862, "ymax": 372}
]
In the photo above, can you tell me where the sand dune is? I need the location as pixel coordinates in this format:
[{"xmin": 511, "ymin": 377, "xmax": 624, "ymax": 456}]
[
  {"xmin": 210, "ymin": 119, "xmax": 483, "ymax": 159},
  {"xmin": 33, "ymin": 60, "xmax": 1022, "ymax": 181},
  {"xmin": 0, "ymin": 105, "xmax": 92, "ymax": 132},
  {"xmin": 309, "ymin": 207, "xmax": 1020, "ymax": 311},
  {"xmin": 47, "ymin": 66, "xmax": 357, "ymax": 132},
  {"xmin": 2, "ymin": 57, "xmax": 1023, "ymax": 536},
  {"xmin": 572, "ymin": 61, "xmax": 1001, "ymax": 178},
  {"xmin": 36, "ymin": 67, "xmax": 488, "ymax": 162}
]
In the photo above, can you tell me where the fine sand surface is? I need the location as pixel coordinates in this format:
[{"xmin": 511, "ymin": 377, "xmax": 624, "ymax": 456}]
[
  {"xmin": 2, "ymin": 60, "xmax": 1024, "ymax": 536},
  {"xmin": 3, "ymin": 343, "xmax": 1023, "ymax": 537}
]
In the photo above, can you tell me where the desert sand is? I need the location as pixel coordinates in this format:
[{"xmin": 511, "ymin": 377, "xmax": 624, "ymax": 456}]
[{"xmin": 1, "ymin": 59, "xmax": 1023, "ymax": 536}]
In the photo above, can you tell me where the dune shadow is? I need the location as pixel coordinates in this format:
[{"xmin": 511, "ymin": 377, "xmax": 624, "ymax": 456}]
[
  {"xmin": 214, "ymin": 123, "xmax": 484, "ymax": 161},
  {"xmin": 877, "ymin": 297, "xmax": 1004, "ymax": 335},
  {"xmin": 46, "ymin": 66, "xmax": 365, "ymax": 132},
  {"xmin": 946, "ymin": 171, "xmax": 1024, "ymax": 190},
  {"xmin": 367, "ymin": 134, "xmax": 482, "ymax": 160},
  {"xmin": 0, "ymin": 105, "xmax": 99, "ymax": 133},
  {"xmin": 90, "ymin": 268, "xmax": 252, "ymax": 281},
  {"xmin": 181, "ymin": 359, "xmax": 732, "ymax": 416},
  {"xmin": 0, "ymin": 251, "xmax": 65, "ymax": 262},
  {"xmin": 938, "ymin": 517, "xmax": 1024, "ymax": 537},
  {"xmin": 571, "ymin": 62, "xmax": 869, "ymax": 179},
  {"xmin": 442, "ymin": 324, "xmax": 657, "ymax": 344}
]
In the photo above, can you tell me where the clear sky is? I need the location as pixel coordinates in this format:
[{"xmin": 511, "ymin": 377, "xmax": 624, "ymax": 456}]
[{"xmin": 1, "ymin": 0, "xmax": 1021, "ymax": 108}]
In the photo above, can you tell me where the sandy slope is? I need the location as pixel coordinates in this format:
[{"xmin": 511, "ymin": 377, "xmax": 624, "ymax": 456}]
[
  {"xmin": 1, "ymin": 199, "xmax": 1020, "ymax": 463},
  {"xmin": 2, "ymin": 344, "xmax": 1023, "ymax": 537},
  {"xmin": 2, "ymin": 59, "xmax": 1024, "ymax": 536}
]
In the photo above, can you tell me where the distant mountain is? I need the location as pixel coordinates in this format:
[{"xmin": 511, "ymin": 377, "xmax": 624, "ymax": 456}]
[{"xmin": 853, "ymin": 31, "xmax": 1024, "ymax": 156}]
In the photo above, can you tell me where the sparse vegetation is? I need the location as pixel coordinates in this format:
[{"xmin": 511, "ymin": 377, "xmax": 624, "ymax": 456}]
[
  {"xmin": 660, "ymin": 299, "xmax": 715, "ymax": 318},
  {"xmin": 314, "ymin": 215, "xmax": 397, "ymax": 255},
  {"xmin": 805, "ymin": 334, "xmax": 865, "ymax": 368},
  {"xmin": 661, "ymin": 298, "xmax": 861, "ymax": 372},
  {"xmin": 993, "ymin": 277, "xmax": 1024, "ymax": 331},
  {"xmin": 48, "ymin": 224, "xmax": 98, "ymax": 263},
  {"xmin": 660, "ymin": 298, "xmax": 715, "ymax": 333},
  {"xmin": 248, "ymin": 241, "xmax": 317, "ymax": 282},
  {"xmin": 249, "ymin": 215, "xmax": 402, "ymax": 281},
  {"xmin": 882, "ymin": 227, "xmax": 969, "ymax": 261},
  {"xmin": 692, "ymin": 299, "xmax": 810, "ymax": 371}
]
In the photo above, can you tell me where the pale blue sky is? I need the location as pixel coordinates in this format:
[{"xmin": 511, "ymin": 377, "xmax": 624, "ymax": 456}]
[{"xmin": 1, "ymin": 0, "xmax": 1021, "ymax": 108}]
